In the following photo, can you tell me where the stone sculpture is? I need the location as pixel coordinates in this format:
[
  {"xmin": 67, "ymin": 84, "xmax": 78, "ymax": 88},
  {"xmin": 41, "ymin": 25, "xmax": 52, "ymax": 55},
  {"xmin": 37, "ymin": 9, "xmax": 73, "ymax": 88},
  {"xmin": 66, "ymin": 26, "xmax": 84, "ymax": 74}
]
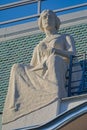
[{"xmin": 2, "ymin": 10, "xmax": 76, "ymax": 124}]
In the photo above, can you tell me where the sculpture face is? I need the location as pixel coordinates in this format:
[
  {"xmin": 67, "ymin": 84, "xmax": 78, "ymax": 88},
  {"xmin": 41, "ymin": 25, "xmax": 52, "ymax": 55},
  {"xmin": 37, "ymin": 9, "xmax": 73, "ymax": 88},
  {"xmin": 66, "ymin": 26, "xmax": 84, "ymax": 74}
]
[{"xmin": 41, "ymin": 11, "xmax": 56, "ymax": 31}]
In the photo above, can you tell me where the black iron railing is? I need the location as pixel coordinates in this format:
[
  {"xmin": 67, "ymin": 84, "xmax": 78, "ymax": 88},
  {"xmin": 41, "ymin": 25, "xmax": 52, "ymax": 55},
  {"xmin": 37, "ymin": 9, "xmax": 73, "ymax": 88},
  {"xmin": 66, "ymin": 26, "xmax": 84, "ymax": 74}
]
[{"xmin": 66, "ymin": 53, "xmax": 87, "ymax": 97}]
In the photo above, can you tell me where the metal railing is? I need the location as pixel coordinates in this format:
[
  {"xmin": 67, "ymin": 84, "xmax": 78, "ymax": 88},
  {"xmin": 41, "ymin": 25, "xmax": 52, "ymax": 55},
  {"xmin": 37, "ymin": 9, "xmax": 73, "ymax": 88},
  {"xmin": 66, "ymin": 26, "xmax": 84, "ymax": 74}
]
[
  {"xmin": 0, "ymin": 0, "xmax": 40, "ymax": 10},
  {"xmin": 67, "ymin": 53, "xmax": 87, "ymax": 97},
  {"xmin": 0, "ymin": 1, "xmax": 87, "ymax": 26},
  {"xmin": 0, "ymin": 0, "xmax": 43, "ymax": 26}
]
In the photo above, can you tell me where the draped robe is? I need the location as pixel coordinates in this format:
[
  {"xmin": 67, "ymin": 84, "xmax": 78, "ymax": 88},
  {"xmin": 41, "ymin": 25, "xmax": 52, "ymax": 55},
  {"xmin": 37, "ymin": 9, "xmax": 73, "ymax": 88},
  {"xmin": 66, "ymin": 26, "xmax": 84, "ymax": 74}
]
[{"xmin": 2, "ymin": 34, "xmax": 76, "ymax": 124}]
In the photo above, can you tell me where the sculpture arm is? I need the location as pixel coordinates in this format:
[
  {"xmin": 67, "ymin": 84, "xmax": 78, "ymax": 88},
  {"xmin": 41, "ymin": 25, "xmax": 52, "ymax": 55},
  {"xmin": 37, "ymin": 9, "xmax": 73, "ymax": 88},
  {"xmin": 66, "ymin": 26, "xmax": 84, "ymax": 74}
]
[
  {"xmin": 54, "ymin": 48, "xmax": 74, "ymax": 58},
  {"xmin": 30, "ymin": 60, "xmax": 46, "ymax": 71},
  {"xmin": 30, "ymin": 43, "xmax": 46, "ymax": 71},
  {"xmin": 54, "ymin": 35, "xmax": 76, "ymax": 58},
  {"xmin": 30, "ymin": 46, "xmax": 38, "ymax": 67},
  {"xmin": 65, "ymin": 35, "xmax": 76, "ymax": 55}
]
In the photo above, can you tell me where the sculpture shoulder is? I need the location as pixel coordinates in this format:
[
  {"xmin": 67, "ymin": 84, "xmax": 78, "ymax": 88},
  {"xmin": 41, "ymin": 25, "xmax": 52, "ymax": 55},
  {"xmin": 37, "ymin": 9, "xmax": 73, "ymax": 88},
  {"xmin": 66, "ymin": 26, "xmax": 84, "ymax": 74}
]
[
  {"xmin": 34, "ymin": 39, "xmax": 47, "ymax": 52},
  {"xmin": 51, "ymin": 34, "xmax": 66, "ymax": 42},
  {"xmin": 61, "ymin": 34, "xmax": 74, "ymax": 41},
  {"xmin": 55, "ymin": 34, "xmax": 73, "ymax": 41},
  {"xmin": 55, "ymin": 34, "xmax": 75, "ymax": 45},
  {"xmin": 35, "ymin": 39, "xmax": 45, "ymax": 48},
  {"xmin": 49, "ymin": 34, "xmax": 65, "ymax": 44}
]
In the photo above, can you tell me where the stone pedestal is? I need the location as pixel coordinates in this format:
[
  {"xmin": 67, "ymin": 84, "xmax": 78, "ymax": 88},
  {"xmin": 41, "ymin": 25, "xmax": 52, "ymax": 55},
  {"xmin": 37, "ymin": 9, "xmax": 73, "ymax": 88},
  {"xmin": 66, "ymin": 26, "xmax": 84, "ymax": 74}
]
[{"xmin": 2, "ymin": 100, "xmax": 60, "ymax": 130}]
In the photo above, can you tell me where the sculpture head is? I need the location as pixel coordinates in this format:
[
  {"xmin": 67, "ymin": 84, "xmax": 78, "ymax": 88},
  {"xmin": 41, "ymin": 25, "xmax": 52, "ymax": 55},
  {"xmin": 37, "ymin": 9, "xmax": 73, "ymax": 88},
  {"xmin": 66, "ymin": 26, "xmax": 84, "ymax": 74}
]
[{"xmin": 38, "ymin": 10, "xmax": 61, "ymax": 32}]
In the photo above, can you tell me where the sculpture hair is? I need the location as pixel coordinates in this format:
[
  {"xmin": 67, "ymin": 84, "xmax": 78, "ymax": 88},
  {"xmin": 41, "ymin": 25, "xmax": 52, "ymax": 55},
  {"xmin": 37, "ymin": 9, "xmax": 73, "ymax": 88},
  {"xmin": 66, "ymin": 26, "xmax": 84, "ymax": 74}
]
[{"xmin": 38, "ymin": 10, "xmax": 61, "ymax": 32}]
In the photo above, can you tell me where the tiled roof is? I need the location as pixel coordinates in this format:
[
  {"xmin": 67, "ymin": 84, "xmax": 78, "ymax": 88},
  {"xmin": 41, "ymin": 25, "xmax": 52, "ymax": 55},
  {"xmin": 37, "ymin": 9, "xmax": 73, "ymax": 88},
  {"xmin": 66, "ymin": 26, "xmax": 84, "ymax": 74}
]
[{"xmin": 0, "ymin": 23, "xmax": 87, "ymax": 112}]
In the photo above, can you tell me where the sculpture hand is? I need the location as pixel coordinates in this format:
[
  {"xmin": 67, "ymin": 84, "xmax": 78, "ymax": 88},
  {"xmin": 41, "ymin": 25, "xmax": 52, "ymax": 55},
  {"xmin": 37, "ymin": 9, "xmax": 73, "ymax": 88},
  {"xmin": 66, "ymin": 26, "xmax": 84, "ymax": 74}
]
[{"xmin": 47, "ymin": 47, "xmax": 55, "ymax": 55}]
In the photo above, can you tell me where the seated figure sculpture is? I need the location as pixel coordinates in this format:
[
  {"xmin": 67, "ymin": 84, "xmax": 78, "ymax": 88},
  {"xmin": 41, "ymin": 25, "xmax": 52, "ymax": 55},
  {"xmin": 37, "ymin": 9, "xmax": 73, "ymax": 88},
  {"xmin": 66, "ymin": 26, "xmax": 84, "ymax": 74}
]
[{"xmin": 2, "ymin": 10, "xmax": 76, "ymax": 124}]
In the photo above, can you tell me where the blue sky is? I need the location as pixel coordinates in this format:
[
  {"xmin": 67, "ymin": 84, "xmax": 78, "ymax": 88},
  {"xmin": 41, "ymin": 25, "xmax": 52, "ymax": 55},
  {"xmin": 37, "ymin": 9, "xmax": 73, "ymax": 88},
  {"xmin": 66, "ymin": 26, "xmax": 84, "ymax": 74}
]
[{"xmin": 0, "ymin": 0, "xmax": 87, "ymax": 28}]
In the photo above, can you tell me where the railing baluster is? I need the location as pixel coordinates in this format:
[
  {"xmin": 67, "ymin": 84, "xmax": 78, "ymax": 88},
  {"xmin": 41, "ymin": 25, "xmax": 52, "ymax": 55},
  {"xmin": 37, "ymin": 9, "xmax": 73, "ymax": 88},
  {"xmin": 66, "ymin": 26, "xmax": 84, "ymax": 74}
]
[
  {"xmin": 68, "ymin": 55, "xmax": 73, "ymax": 97},
  {"xmin": 83, "ymin": 53, "xmax": 86, "ymax": 89},
  {"xmin": 67, "ymin": 53, "xmax": 87, "ymax": 96}
]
